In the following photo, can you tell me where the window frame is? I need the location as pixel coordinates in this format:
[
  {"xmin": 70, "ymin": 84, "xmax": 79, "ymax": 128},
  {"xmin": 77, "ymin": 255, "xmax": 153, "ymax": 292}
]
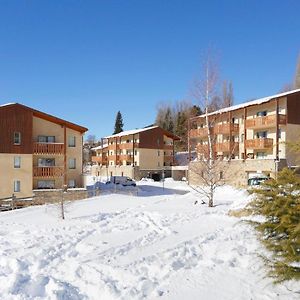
[{"xmin": 14, "ymin": 132, "xmax": 21, "ymax": 145}]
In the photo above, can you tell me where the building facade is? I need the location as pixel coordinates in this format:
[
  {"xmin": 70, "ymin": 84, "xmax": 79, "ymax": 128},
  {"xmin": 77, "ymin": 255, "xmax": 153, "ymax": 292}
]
[
  {"xmin": 91, "ymin": 126, "xmax": 180, "ymax": 180},
  {"xmin": 188, "ymin": 89, "xmax": 300, "ymax": 187},
  {"xmin": 0, "ymin": 103, "xmax": 88, "ymax": 198}
]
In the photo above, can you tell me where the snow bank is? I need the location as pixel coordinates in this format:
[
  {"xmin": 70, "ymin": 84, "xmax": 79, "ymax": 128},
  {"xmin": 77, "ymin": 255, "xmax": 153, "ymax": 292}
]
[{"xmin": 0, "ymin": 181, "xmax": 298, "ymax": 299}]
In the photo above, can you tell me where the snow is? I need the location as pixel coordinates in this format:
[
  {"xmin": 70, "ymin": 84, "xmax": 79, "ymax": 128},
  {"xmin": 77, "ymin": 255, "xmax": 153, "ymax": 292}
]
[
  {"xmin": 0, "ymin": 102, "xmax": 17, "ymax": 107},
  {"xmin": 0, "ymin": 180, "xmax": 299, "ymax": 299},
  {"xmin": 104, "ymin": 126, "xmax": 158, "ymax": 139},
  {"xmin": 194, "ymin": 88, "xmax": 300, "ymax": 119}
]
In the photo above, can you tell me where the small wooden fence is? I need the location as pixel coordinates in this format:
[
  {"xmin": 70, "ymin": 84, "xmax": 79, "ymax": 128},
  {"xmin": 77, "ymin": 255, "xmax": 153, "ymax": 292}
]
[{"xmin": 0, "ymin": 194, "xmax": 35, "ymax": 212}]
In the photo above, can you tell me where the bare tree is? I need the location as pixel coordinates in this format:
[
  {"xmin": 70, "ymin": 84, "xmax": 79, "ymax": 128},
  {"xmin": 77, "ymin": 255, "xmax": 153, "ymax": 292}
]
[
  {"xmin": 222, "ymin": 80, "xmax": 234, "ymax": 108},
  {"xmin": 190, "ymin": 51, "xmax": 223, "ymax": 207},
  {"xmin": 294, "ymin": 54, "xmax": 300, "ymax": 89},
  {"xmin": 279, "ymin": 83, "xmax": 294, "ymax": 93}
]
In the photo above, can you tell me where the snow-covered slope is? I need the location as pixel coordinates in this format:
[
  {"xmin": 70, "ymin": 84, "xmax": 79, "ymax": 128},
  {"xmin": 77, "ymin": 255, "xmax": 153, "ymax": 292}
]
[{"xmin": 0, "ymin": 180, "xmax": 298, "ymax": 299}]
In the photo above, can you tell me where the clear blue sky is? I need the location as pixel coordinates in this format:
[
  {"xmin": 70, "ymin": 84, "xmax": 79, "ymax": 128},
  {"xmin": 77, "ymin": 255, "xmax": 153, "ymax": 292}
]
[{"xmin": 0, "ymin": 0, "xmax": 299, "ymax": 139}]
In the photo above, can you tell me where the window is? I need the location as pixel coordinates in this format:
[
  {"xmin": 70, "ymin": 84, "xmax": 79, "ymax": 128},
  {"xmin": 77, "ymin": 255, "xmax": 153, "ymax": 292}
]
[
  {"xmin": 241, "ymin": 134, "xmax": 244, "ymax": 142},
  {"xmin": 14, "ymin": 132, "xmax": 21, "ymax": 145},
  {"xmin": 14, "ymin": 180, "xmax": 20, "ymax": 192},
  {"xmin": 256, "ymin": 152, "xmax": 267, "ymax": 159},
  {"xmin": 68, "ymin": 136, "xmax": 76, "ymax": 147},
  {"xmin": 134, "ymin": 150, "xmax": 137, "ymax": 155},
  {"xmin": 69, "ymin": 158, "xmax": 76, "ymax": 169},
  {"xmin": 38, "ymin": 136, "xmax": 55, "ymax": 143},
  {"xmin": 158, "ymin": 161, "xmax": 160, "ymax": 167},
  {"xmin": 14, "ymin": 156, "xmax": 21, "ymax": 168},
  {"xmin": 157, "ymin": 150, "xmax": 160, "ymax": 156},
  {"xmin": 256, "ymin": 131, "xmax": 267, "ymax": 138},
  {"xmin": 278, "ymin": 128, "xmax": 282, "ymax": 139},
  {"xmin": 37, "ymin": 180, "xmax": 55, "ymax": 189},
  {"xmin": 38, "ymin": 158, "xmax": 55, "ymax": 167},
  {"xmin": 257, "ymin": 111, "xmax": 267, "ymax": 117},
  {"xmin": 220, "ymin": 171, "xmax": 224, "ymax": 180},
  {"xmin": 68, "ymin": 179, "xmax": 76, "ymax": 188},
  {"xmin": 134, "ymin": 161, "xmax": 137, "ymax": 166}
]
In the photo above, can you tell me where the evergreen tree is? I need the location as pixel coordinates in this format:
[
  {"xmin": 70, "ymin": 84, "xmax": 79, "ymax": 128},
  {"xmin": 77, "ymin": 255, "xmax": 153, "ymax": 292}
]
[
  {"xmin": 113, "ymin": 111, "xmax": 124, "ymax": 134},
  {"xmin": 248, "ymin": 168, "xmax": 300, "ymax": 282}
]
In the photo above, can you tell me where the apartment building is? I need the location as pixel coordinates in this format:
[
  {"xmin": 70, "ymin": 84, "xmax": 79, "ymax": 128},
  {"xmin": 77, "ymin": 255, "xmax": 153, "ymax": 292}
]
[
  {"xmin": 91, "ymin": 126, "xmax": 180, "ymax": 180},
  {"xmin": 0, "ymin": 103, "xmax": 88, "ymax": 198},
  {"xmin": 188, "ymin": 89, "xmax": 300, "ymax": 186}
]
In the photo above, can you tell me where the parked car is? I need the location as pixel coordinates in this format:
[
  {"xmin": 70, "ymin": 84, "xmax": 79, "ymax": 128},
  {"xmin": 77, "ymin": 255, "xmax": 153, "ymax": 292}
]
[
  {"xmin": 247, "ymin": 174, "xmax": 270, "ymax": 188},
  {"xmin": 107, "ymin": 176, "xmax": 136, "ymax": 187}
]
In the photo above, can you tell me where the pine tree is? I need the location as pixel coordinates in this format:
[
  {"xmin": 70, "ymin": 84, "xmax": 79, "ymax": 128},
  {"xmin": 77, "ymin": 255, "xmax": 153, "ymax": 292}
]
[
  {"xmin": 248, "ymin": 168, "xmax": 300, "ymax": 282},
  {"xmin": 113, "ymin": 111, "xmax": 124, "ymax": 134}
]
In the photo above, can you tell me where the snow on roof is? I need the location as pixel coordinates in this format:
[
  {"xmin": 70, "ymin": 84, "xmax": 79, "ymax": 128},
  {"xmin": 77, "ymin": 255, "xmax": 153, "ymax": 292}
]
[
  {"xmin": 194, "ymin": 88, "xmax": 300, "ymax": 119},
  {"xmin": 104, "ymin": 126, "xmax": 159, "ymax": 139},
  {"xmin": 91, "ymin": 143, "xmax": 108, "ymax": 151},
  {"xmin": 0, "ymin": 102, "xmax": 17, "ymax": 107}
]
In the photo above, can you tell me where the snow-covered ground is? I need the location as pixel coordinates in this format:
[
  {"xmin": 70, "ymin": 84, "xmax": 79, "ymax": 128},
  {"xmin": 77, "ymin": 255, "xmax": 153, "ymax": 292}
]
[{"xmin": 0, "ymin": 180, "xmax": 299, "ymax": 300}]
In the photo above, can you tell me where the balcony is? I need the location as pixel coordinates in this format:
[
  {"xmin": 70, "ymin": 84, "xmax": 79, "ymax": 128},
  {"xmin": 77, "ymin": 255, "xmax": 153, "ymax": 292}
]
[
  {"xmin": 33, "ymin": 143, "xmax": 64, "ymax": 155},
  {"xmin": 164, "ymin": 155, "xmax": 174, "ymax": 162},
  {"xmin": 190, "ymin": 128, "xmax": 208, "ymax": 139},
  {"xmin": 119, "ymin": 154, "xmax": 133, "ymax": 161},
  {"xmin": 245, "ymin": 138, "xmax": 273, "ymax": 149},
  {"xmin": 246, "ymin": 114, "xmax": 286, "ymax": 129},
  {"xmin": 33, "ymin": 166, "xmax": 64, "ymax": 177},
  {"xmin": 119, "ymin": 143, "xmax": 139, "ymax": 150},
  {"xmin": 92, "ymin": 156, "xmax": 108, "ymax": 165},
  {"xmin": 107, "ymin": 143, "xmax": 119, "ymax": 151},
  {"xmin": 215, "ymin": 142, "xmax": 239, "ymax": 153},
  {"xmin": 213, "ymin": 123, "xmax": 239, "ymax": 135},
  {"xmin": 196, "ymin": 144, "xmax": 210, "ymax": 153}
]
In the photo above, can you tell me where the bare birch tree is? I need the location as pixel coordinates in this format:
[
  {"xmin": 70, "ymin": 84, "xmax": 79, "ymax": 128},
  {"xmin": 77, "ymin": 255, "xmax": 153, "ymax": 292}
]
[{"xmin": 190, "ymin": 51, "xmax": 225, "ymax": 207}]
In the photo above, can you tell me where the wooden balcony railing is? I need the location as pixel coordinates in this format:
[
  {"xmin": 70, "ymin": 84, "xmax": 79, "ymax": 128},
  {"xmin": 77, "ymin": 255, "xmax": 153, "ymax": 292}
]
[
  {"xmin": 92, "ymin": 156, "xmax": 108, "ymax": 164},
  {"xmin": 33, "ymin": 166, "xmax": 64, "ymax": 177},
  {"xmin": 119, "ymin": 154, "xmax": 133, "ymax": 161},
  {"xmin": 196, "ymin": 144, "xmax": 210, "ymax": 153},
  {"xmin": 245, "ymin": 138, "xmax": 273, "ymax": 149},
  {"xmin": 246, "ymin": 114, "xmax": 286, "ymax": 129},
  {"xmin": 119, "ymin": 143, "xmax": 139, "ymax": 150},
  {"xmin": 190, "ymin": 128, "xmax": 209, "ymax": 139},
  {"xmin": 215, "ymin": 142, "xmax": 239, "ymax": 152},
  {"xmin": 164, "ymin": 155, "xmax": 174, "ymax": 162},
  {"xmin": 33, "ymin": 143, "xmax": 64, "ymax": 155},
  {"xmin": 213, "ymin": 123, "xmax": 239, "ymax": 135}
]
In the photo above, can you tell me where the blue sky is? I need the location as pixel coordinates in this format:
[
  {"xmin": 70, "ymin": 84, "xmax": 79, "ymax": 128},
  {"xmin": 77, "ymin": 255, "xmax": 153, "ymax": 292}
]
[{"xmin": 0, "ymin": 0, "xmax": 299, "ymax": 139}]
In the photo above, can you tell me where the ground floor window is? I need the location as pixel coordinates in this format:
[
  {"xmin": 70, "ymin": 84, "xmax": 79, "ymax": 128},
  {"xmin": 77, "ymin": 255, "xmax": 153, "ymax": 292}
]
[
  {"xmin": 14, "ymin": 180, "xmax": 21, "ymax": 192},
  {"xmin": 37, "ymin": 180, "xmax": 55, "ymax": 189},
  {"xmin": 256, "ymin": 152, "xmax": 267, "ymax": 159},
  {"xmin": 68, "ymin": 179, "xmax": 76, "ymax": 188}
]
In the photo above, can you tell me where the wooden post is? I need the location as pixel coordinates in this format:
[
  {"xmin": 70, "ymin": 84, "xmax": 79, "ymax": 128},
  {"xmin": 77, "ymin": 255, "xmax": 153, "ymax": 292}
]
[
  {"xmin": 188, "ymin": 118, "xmax": 191, "ymax": 161},
  {"xmin": 11, "ymin": 194, "xmax": 16, "ymax": 210},
  {"xmin": 229, "ymin": 111, "xmax": 232, "ymax": 158},
  {"xmin": 115, "ymin": 137, "xmax": 117, "ymax": 166},
  {"xmin": 64, "ymin": 125, "xmax": 67, "ymax": 185},
  {"xmin": 244, "ymin": 108, "xmax": 247, "ymax": 160},
  {"xmin": 275, "ymin": 98, "xmax": 279, "ymax": 161},
  {"xmin": 132, "ymin": 134, "xmax": 135, "ymax": 165}
]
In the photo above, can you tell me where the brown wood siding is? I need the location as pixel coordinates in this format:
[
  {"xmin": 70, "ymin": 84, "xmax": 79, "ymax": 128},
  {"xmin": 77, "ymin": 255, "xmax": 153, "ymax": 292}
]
[
  {"xmin": 0, "ymin": 105, "xmax": 33, "ymax": 154},
  {"xmin": 139, "ymin": 127, "xmax": 166, "ymax": 149},
  {"xmin": 287, "ymin": 93, "xmax": 300, "ymax": 124}
]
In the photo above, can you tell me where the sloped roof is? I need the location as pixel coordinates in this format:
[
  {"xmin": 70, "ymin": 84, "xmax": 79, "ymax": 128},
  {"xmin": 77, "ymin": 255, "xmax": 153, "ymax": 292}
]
[
  {"xmin": 192, "ymin": 88, "xmax": 300, "ymax": 119},
  {"xmin": 0, "ymin": 103, "xmax": 88, "ymax": 133},
  {"xmin": 104, "ymin": 126, "xmax": 180, "ymax": 140}
]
